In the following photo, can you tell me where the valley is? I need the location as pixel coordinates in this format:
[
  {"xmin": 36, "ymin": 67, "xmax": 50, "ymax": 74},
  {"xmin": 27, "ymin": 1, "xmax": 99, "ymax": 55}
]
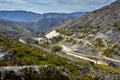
[
  {"xmin": 0, "ymin": 34, "xmax": 120, "ymax": 80},
  {"xmin": 0, "ymin": 0, "xmax": 120, "ymax": 80}
]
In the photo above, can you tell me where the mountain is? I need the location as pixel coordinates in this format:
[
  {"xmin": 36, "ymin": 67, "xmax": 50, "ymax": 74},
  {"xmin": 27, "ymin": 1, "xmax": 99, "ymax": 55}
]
[
  {"xmin": 0, "ymin": 11, "xmax": 86, "ymax": 33},
  {"xmin": 30, "ymin": 12, "xmax": 86, "ymax": 31},
  {"xmin": 56, "ymin": 0, "xmax": 120, "ymax": 32},
  {"xmin": 0, "ymin": 2, "xmax": 120, "ymax": 79},
  {"xmin": 0, "ymin": 19, "xmax": 30, "ymax": 35},
  {"xmin": 53, "ymin": 0, "xmax": 120, "ymax": 61},
  {"xmin": 0, "ymin": 11, "xmax": 86, "ymax": 22},
  {"xmin": 0, "ymin": 11, "xmax": 40, "ymax": 22}
]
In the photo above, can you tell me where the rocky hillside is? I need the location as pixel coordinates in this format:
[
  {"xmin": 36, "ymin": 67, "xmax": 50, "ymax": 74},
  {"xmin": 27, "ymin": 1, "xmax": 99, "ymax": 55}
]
[
  {"xmin": 57, "ymin": 0, "xmax": 120, "ymax": 31},
  {"xmin": 0, "ymin": 19, "xmax": 30, "ymax": 35},
  {"xmin": 0, "ymin": 33, "xmax": 120, "ymax": 80},
  {"xmin": 52, "ymin": 0, "xmax": 120, "ymax": 61}
]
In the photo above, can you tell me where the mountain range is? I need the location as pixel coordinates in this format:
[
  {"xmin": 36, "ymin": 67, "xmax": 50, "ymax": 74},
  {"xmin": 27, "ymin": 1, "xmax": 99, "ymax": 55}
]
[
  {"xmin": 0, "ymin": 11, "xmax": 86, "ymax": 35},
  {"xmin": 0, "ymin": 0, "xmax": 120, "ymax": 80},
  {"xmin": 0, "ymin": 11, "xmax": 86, "ymax": 22}
]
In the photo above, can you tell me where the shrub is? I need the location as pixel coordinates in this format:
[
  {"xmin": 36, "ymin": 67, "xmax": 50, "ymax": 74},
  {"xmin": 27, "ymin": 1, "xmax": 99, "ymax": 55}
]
[
  {"xmin": 102, "ymin": 49, "xmax": 118, "ymax": 57},
  {"xmin": 113, "ymin": 23, "xmax": 119, "ymax": 28},
  {"xmin": 52, "ymin": 36, "xmax": 63, "ymax": 43},
  {"xmin": 51, "ymin": 45, "xmax": 62, "ymax": 52},
  {"xmin": 94, "ymin": 38, "xmax": 104, "ymax": 47}
]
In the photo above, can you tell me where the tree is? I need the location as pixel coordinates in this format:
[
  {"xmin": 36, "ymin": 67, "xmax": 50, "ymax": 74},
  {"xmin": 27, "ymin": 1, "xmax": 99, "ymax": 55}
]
[
  {"xmin": 52, "ymin": 36, "xmax": 63, "ymax": 43},
  {"xmin": 51, "ymin": 45, "xmax": 62, "ymax": 52}
]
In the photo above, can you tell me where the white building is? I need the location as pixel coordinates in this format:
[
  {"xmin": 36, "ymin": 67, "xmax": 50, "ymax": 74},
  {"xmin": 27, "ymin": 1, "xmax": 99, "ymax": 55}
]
[
  {"xmin": 33, "ymin": 37, "xmax": 46, "ymax": 44},
  {"xmin": 19, "ymin": 39, "xmax": 27, "ymax": 44},
  {"xmin": 45, "ymin": 30, "xmax": 60, "ymax": 39},
  {"xmin": 33, "ymin": 38, "xmax": 44, "ymax": 41}
]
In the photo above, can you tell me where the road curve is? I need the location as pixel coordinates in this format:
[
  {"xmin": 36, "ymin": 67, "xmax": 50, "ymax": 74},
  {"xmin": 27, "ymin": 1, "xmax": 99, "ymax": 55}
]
[{"xmin": 63, "ymin": 51, "xmax": 108, "ymax": 65}]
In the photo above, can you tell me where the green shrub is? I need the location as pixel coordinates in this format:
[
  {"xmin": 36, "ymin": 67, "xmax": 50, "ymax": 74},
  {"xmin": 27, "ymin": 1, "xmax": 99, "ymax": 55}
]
[
  {"xmin": 113, "ymin": 23, "xmax": 119, "ymax": 28},
  {"xmin": 113, "ymin": 23, "xmax": 120, "ymax": 32},
  {"xmin": 102, "ymin": 49, "xmax": 118, "ymax": 57},
  {"xmin": 52, "ymin": 35, "xmax": 63, "ymax": 42},
  {"xmin": 51, "ymin": 45, "xmax": 62, "ymax": 52}
]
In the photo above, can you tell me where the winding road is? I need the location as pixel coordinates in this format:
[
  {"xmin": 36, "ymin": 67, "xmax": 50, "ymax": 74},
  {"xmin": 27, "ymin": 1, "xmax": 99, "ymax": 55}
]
[{"xmin": 31, "ymin": 43, "xmax": 120, "ymax": 65}]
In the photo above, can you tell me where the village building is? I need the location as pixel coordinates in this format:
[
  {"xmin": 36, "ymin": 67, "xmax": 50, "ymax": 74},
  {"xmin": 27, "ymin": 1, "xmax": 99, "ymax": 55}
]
[
  {"xmin": 33, "ymin": 37, "xmax": 46, "ymax": 44},
  {"xmin": 45, "ymin": 30, "xmax": 60, "ymax": 39},
  {"xmin": 19, "ymin": 39, "xmax": 27, "ymax": 44}
]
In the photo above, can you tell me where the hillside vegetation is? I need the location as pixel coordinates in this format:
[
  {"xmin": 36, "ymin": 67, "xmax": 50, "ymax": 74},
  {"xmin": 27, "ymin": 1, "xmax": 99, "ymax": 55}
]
[
  {"xmin": 54, "ymin": 0, "xmax": 120, "ymax": 60},
  {"xmin": 0, "ymin": 19, "xmax": 30, "ymax": 35},
  {"xmin": 0, "ymin": 34, "xmax": 120, "ymax": 80}
]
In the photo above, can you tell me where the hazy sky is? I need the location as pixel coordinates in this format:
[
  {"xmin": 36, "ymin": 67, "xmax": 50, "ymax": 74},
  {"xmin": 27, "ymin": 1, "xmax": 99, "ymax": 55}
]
[{"xmin": 0, "ymin": 0, "xmax": 116, "ymax": 13}]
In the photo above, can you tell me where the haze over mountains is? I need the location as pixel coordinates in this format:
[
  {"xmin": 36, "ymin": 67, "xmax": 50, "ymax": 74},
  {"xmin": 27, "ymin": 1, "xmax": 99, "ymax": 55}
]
[
  {"xmin": 0, "ymin": 11, "xmax": 86, "ymax": 35},
  {"xmin": 0, "ymin": 11, "xmax": 86, "ymax": 22},
  {"xmin": 0, "ymin": 11, "xmax": 40, "ymax": 22}
]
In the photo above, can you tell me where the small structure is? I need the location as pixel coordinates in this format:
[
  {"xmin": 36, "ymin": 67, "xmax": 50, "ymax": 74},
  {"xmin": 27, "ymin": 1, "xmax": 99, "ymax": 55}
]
[
  {"xmin": 34, "ymin": 38, "xmax": 44, "ymax": 41},
  {"xmin": 45, "ymin": 30, "xmax": 60, "ymax": 39},
  {"xmin": 19, "ymin": 39, "xmax": 27, "ymax": 44}
]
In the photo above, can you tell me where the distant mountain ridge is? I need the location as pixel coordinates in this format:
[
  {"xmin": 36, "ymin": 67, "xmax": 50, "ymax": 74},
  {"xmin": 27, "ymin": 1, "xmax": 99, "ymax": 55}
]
[
  {"xmin": 31, "ymin": 12, "xmax": 86, "ymax": 31},
  {"xmin": 0, "ymin": 11, "xmax": 87, "ymax": 33},
  {"xmin": 0, "ymin": 11, "xmax": 86, "ymax": 22},
  {"xmin": 0, "ymin": 11, "xmax": 40, "ymax": 22}
]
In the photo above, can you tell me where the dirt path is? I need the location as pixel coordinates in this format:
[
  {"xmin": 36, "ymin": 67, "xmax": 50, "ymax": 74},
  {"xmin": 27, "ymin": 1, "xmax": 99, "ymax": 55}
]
[{"xmin": 63, "ymin": 51, "xmax": 108, "ymax": 65}]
